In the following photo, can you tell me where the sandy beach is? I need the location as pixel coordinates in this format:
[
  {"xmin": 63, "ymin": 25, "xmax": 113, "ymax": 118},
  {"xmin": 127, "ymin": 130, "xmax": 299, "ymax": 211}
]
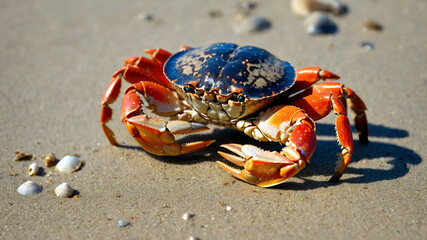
[{"xmin": 1, "ymin": 1, "xmax": 426, "ymax": 239}]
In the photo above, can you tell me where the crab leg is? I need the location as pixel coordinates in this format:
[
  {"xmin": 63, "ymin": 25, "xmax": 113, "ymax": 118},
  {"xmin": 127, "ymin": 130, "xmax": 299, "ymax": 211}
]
[
  {"xmin": 100, "ymin": 49, "xmax": 173, "ymax": 146},
  {"xmin": 217, "ymin": 106, "xmax": 317, "ymax": 187},
  {"xmin": 309, "ymin": 82, "xmax": 368, "ymax": 143},
  {"xmin": 144, "ymin": 48, "xmax": 173, "ymax": 65},
  {"xmin": 122, "ymin": 82, "xmax": 215, "ymax": 156},
  {"xmin": 292, "ymin": 91, "xmax": 355, "ymax": 182},
  {"xmin": 290, "ymin": 67, "xmax": 340, "ymax": 94}
]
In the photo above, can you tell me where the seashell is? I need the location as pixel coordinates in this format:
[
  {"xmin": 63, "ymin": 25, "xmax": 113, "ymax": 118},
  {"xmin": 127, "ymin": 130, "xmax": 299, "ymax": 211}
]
[
  {"xmin": 56, "ymin": 155, "xmax": 83, "ymax": 173},
  {"xmin": 45, "ymin": 153, "xmax": 57, "ymax": 167},
  {"xmin": 17, "ymin": 181, "xmax": 43, "ymax": 196},
  {"xmin": 360, "ymin": 41, "xmax": 374, "ymax": 50},
  {"xmin": 241, "ymin": 1, "xmax": 257, "ymax": 11},
  {"xmin": 118, "ymin": 220, "xmax": 130, "ymax": 227},
  {"xmin": 291, "ymin": 0, "xmax": 346, "ymax": 17},
  {"xmin": 28, "ymin": 162, "xmax": 40, "ymax": 176},
  {"xmin": 304, "ymin": 11, "xmax": 338, "ymax": 34},
  {"xmin": 233, "ymin": 15, "xmax": 271, "ymax": 34},
  {"xmin": 182, "ymin": 213, "xmax": 195, "ymax": 220},
  {"xmin": 14, "ymin": 151, "xmax": 33, "ymax": 161},
  {"xmin": 363, "ymin": 20, "xmax": 383, "ymax": 32},
  {"xmin": 55, "ymin": 183, "xmax": 74, "ymax": 198}
]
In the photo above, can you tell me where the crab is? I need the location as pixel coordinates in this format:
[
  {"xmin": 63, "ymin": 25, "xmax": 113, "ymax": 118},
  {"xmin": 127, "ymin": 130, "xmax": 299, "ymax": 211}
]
[{"xmin": 100, "ymin": 43, "xmax": 368, "ymax": 187}]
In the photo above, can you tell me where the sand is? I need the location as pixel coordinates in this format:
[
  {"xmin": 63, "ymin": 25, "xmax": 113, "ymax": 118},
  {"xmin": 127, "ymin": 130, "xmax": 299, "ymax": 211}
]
[{"xmin": 1, "ymin": 1, "xmax": 426, "ymax": 239}]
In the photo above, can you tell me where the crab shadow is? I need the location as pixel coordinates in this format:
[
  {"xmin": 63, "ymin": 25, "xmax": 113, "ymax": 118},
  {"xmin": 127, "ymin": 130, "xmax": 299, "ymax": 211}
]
[{"xmin": 119, "ymin": 122, "xmax": 419, "ymax": 190}]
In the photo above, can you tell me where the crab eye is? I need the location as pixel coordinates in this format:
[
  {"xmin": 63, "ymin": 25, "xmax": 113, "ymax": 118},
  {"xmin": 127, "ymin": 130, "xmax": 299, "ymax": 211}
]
[
  {"xmin": 184, "ymin": 84, "xmax": 195, "ymax": 93},
  {"xmin": 237, "ymin": 95, "xmax": 245, "ymax": 102},
  {"xmin": 231, "ymin": 92, "xmax": 239, "ymax": 100}
]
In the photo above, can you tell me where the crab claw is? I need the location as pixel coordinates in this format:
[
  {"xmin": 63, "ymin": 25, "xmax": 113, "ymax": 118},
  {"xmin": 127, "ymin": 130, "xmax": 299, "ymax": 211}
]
[
  {"xmin": 217, "ymin": 144, "xmax": 298, "ymax": 187},
  {"xmin": 126, "ymin": 115, "xmax": 215, "ymax": 156}
]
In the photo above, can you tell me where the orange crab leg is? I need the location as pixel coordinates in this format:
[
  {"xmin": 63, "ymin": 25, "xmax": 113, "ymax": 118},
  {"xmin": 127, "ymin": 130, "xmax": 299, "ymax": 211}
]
[
  {"xmin": 179, "ymin": 46, "xmax": 193, "ymax": 51},
  {"xmin": 290, "ymin": 67, "xmax": 340, "ymax": 94},
  {"xmin": 123, "ymin": 57, "xmax": 174, "ymax": 90},
  {"xmin": 292, "ymin": 92, "xmax": 354, "ymax": 182},
  {"xmin": 121, "ymin": 83, "xmax": 215, "ymax": 156},
  {"xmin": 311, "ymin": 82, "xmax": 368, "ymax": 143},
  {"xmin": 100, "ymin": 49, "xmax": 173, "ymax": 146},
  {"xmin": 144, "ymin": 48, "xmax": 172, "ymax": 65}
]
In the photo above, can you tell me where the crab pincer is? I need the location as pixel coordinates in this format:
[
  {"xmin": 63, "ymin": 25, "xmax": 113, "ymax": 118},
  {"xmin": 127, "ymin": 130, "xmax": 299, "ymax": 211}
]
[{"xmin": 125, "ymin": 116, "xmax": 214, "ymax": 156}]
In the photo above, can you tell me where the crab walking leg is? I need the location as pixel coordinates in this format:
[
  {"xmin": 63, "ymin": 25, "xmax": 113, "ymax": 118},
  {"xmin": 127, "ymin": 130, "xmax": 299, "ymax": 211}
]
[
  {"xmin": 310, "ymin": 82, "xmax": 369, "ymax": 143},
  {"xmin": 292, "ymin": 92, "xmax": 355, "ymax": 182},
  {"xmin": 217, "ymin": 106, "xmax": 317, "ymax": 187},
  {"xmin": 289, "ymin": 67, "xmax": 341, "ymax": 94},
  {"xmin": 144, "ymin": 48, "xmax": 173, "ymax": 65},
  {"xmin": 122, "ymin": 82, "xmax": 215, "ymax": 156},
  {"xmin": 100, "ymin": 49, "xmax": 173, "ymax": 146}
]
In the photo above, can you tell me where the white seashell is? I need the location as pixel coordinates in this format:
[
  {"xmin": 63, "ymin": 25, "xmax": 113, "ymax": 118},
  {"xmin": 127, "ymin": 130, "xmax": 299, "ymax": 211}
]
[
  {"xmin": 291, "ymin": 0, "xmax": 346, "ymax": 17},
  {"xmin": 118, "ymin": 220, "xmax": 130, "ymax": 227},
  {"xmin": 182, "ymin": 213, "xmax": 195, "ymax": 220},
  {"xmin": 55, "ymin": 183, "xmax": 74, "ymax": 198},
  {"xmin": 56, "ymin": 155, "xmax": 82, "ymax": 173},
  {"xmin": 17, "ymin": 181, "xmax": 43, "ymax": 196},
  {"xmin": 28, "ymin": 162, "xmax": 40, "ymax": 176}
]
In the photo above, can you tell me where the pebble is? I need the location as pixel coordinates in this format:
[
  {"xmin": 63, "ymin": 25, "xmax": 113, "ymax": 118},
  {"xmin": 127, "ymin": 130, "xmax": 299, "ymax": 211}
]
[
  {"xmin": 361, "ymin": 42, "xmax": 374, "ymax": 50},
  {"xmin": 207, "ymin": 10, "xmax": 222, "ymax": 18},
  {"xmin": 363, "ymin": 20, "xmax": 383, "ymax": 32},
  {"xmin": 241, "ymin": 1, "xmax": 257, "ymax": 11},
  {"xmin": 304, "ymin": 11, "xmax": 337, "ymax": 34},
  {"xmin": 233, "ymin": 15, "xmax": 271, "ymax": 34},
  {"xmin": 136, "ymin": 12, "xmax": 153, "ymax": 21}
]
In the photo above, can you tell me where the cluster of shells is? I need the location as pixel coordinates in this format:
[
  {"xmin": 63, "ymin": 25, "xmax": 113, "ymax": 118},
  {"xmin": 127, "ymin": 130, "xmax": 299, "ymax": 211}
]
[
  {"xmin": 16, "ymin": 154, "xmax": 82, "ymax": 198},
  {"xmin": 291, "ymin": 0, "xmax": 346, "ymax": 34}
]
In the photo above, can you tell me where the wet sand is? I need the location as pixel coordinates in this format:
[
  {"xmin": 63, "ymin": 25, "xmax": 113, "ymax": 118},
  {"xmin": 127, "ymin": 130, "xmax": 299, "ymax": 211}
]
[{"xmin": 0, "ymin": 1, "xmax": 426, "ymax": 239}]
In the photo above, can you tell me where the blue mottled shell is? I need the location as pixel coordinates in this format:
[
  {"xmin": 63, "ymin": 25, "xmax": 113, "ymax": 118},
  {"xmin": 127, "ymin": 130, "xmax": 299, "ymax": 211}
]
[{"xmin": 164, "ymin": 43, "xmax": 296, "ymax": 99}]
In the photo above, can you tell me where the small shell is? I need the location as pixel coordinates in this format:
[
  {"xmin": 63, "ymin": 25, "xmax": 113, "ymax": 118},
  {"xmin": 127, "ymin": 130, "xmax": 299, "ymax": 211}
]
[
  {"xmin": 17, "ymin": 181, "xmax": 43, "ymax": 196},
  {"xmin": 45, "ymin": 153, "xmax": 57, "ymax": 167},
  {"xmin": 56, "ymin": 155, "xmax": 82, "ymax": 173},
  {"xmin": 363, "ymin": 20, "xmax": 383, "ymax": 32},
  {"xmin": 118, "ymin": 220, "xmax": 130, "ymax": 227},
  {"xmin": 182, "ymin": 213, "xmax": 195, "ymax": 220},
  {"xmin": 291, "ymin": 0, "xmax": 346, "ymax": 17},
  {"xmin": 360, "ymin": 41, "xmax": 374, "ymax": 50},
  {"xmin": 28, "ymin": 163, "xmax": 40, "ymax": 176},
  {"xmin": 55, "ymin": 183, "xmax": 74, "ymax": 198},
  {"xmin": 304, "ymin": 11, "xmax": 338, "ymax": 34},
  {"xmin": 14, "ymin": 151, "xmax": 33, "ymax": 161}
]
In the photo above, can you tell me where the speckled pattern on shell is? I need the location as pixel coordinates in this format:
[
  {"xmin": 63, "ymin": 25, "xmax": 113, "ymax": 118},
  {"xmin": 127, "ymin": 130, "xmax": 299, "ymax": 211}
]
[{"xmin": 164, "ymin": 43, "xmax": 296, "ymax": 99}]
